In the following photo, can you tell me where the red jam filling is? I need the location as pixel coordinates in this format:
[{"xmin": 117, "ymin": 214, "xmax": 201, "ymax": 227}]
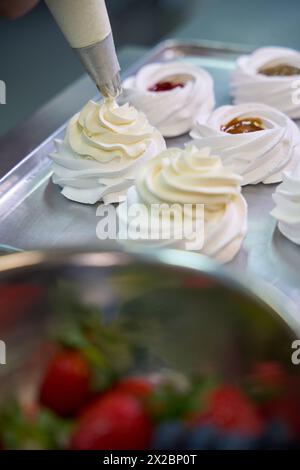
[{"xmin": 148, "ymin": 81, "xmax": 184, "ymax": 92}]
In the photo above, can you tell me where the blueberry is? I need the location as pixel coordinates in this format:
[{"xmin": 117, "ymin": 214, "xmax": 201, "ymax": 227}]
[
  {"xmin": 184, "ymin": 425, "xmax": 220, "ymax": 450},
  {"xmin": 261, "ymin": 420, "xmax": 292, "ymax": 449},
  {"xmin": 152, "ymin": 421, "xmax": 186, "ymax": 450},
  {"xmin": 218, "ymin": 434, "xmax": 263, "ymax": 450}
]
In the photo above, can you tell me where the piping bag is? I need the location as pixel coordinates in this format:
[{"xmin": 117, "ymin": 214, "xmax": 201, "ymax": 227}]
[{"xmin": 45, "ymin": 0, "xmax": 121, "ymax": 98}]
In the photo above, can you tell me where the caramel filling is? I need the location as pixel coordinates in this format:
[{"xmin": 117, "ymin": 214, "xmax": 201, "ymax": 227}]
[
  {"xmin": 221, "ymin": 117, "xmax": 265, "ymax": 134},
  {"xmin": 259, "ymin": 64, "xmax": 300, "ymax": 77}
]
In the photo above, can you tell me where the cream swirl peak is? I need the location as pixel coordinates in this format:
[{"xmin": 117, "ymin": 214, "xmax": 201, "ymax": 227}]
[
  {"xmin": 117, "ymin": 144, "xmax": 247, "ymax": 263},
  {"xmin": 49, "ymin": 98, "xmax": 166, "ymax": 204},
  {"xmin": 122, "ymin": 61, "xmax": 215, "ymax": 137},
  {"xmin": 271, "ymin": 163, "xmax": 300, "ymax": 245},
  {"xmin": 232, "ymin": 47, "xmax": 300, "ymax": 118},
  {"xmin": 191, "ymin": 103, "xmax": 300, "ymax": 185}
]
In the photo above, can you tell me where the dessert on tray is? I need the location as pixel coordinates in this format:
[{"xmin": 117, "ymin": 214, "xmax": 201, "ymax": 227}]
[
  {"xmin": 122, "ymin": 61, "xmax": 215, "ymax": 137},
  {"xmin": 49, "ymin": 98, "xmax": 166, "ymax": 204},
  {"xmin": 117, "ymin": 144, "xmax": 247, "ymax": 263},
  {"xmin": 271, "ymin": 163, "xmax": 300, "ymax": 245},
  {"xmin": 191, "ymin": 103, "xmax": 300, "ymax": 185},
  {"xmin": 232, "ymin": 47, "xmax": 300, "ymax": 118}
]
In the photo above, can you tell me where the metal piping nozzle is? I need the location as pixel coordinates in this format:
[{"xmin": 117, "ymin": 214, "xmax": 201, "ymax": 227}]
[{"xmin": 75, "ymin": 32, "xmax": 122, "ymax": 98}]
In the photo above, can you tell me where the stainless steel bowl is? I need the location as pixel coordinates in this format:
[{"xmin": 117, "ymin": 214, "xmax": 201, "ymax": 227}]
[
  {"xmin": 0, "ymin": 248, "xmax": 298, "ymax": 387},
  {"xmin": 0, "ymin": 248, "xmax": 299, "ymax": 450}
]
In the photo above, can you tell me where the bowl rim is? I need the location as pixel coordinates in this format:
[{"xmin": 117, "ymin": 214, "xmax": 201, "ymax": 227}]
[{"xmin": 0, "ymin": 247, "xmax": 299, "ymax": 336}]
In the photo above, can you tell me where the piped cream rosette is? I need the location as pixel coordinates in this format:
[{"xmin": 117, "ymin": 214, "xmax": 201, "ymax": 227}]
[
  {"xmin": 191, "ymin": 103, "xmax": 300, "ymax": 185},
  {"xmin": 122, "ymin": 61, "xmax": 215, "ymax": 137},
  {"xmin": 117, "ymin": 144, "xmax": 247, "ymax": 263},
  {"xmin": 271, "ymin": 162, "xmax": 300, "ymax": 245},
  {"xmin": 49, "ymin": 99, "xmax": 166, "ymax": 204},
  {"xmin": 232, "ymin": 47, "xmax": 300, "ymax": 118}
]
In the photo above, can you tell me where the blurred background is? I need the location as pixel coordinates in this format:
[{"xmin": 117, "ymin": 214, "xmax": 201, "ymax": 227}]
[{"xmin": 0, "ymin": 0, "xmax": 299, "ymax": 138}]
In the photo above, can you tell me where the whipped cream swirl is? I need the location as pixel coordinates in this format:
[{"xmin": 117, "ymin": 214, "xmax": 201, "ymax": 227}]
[
  {"xmin": 271, "ymin": 163, "xmax": 300, "ymax": 244},
  {"xmin": 122, "ymin": 61, "xmax": 215, "ymax": 137},
  {"xmin": 191, "ymin": 103, "xmax": 300, "ymax": 185},
  {"xmin": 232, "ymin": 47, "xmax": 300, "ymax": 118},
  {"xmin": 118, "ymin": 144, "xmax": 247, "ymax": 263},
  {"xmin": 49, "ymin": 99, "xmax": 166, "ymax": 204}
]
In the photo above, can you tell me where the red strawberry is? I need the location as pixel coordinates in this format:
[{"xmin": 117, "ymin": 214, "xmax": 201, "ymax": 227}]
[
  {"xmin": 71, "ymin": 391, "xmax": 153, "ymax": 450},
  {"xmin": 0, "ymin": 283, "xmax": 44, "ymax": 330},
  {"xmin": 209, "ymin": 385, "xmax": 264, "ymax": 435},
  {"xmin": 263, "ymin": 395, "xmax": 300, "ymax": 439},
  {"xmin": 39, "ymin": 349, "xmax": 91, "ymax": 416},
  {"xmin": 113, "ymin": 377, "xmax": 153, "ymax": 398},
  {"xmin": 198, "ymin": 385, "xmax": 264, "ymax": 436},
  {"xmin": 251, "ymin": 362, "xmax": 288, "ymax": 390}
]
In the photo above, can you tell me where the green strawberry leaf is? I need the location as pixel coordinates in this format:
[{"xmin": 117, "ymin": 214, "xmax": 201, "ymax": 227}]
[
  {"xmin": 0, "ymin": 402, "xmax": 73, "ymax": 450},
  {"xmin": 50, "ymin": 283, "xmax": 134, "ymax": 392}
]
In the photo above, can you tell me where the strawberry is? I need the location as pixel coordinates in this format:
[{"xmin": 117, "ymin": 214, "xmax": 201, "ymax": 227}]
[
  {"xmin": 262, "ymin": 395, "xmax": 300, "ymax": 439},
  {"xmin": 0, "ymin": 283, "xmax": 44, "ymax": 330},
  {"xmin": 209, "ymin": 385, "xmax": 264, "ymax": 435},
  {"xmin": 193, "ymin": 385, "xmax": 264, "ymax": 436},
  {"xmin": 39, "ymin": 349, "xmax": 91, "ymax": 416},
  {"xmin": 113, "ymin": 377, "xmax": 153, "ymax": 398},
  {"xmin": 251, "ymin": 362, "xmax": 288, "ymax": 391},
  {"xmin": 71, "ymin": 391, "xmax": 153, "ymax": 450}
]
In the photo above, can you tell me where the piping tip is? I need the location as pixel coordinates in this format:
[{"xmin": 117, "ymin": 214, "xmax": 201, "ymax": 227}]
[{"xmin": 98, "ymin": 72, "xmax": 122, "ymax": 99}]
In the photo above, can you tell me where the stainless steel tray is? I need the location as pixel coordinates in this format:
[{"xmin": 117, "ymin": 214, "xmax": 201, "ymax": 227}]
[{"xmin": 0, "ymin": 39, "xmax": 299, "ymax": 315}]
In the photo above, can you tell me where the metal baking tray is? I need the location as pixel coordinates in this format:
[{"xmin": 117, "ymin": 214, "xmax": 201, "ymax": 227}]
[{"xmin": 0, "ymin": 39, "xmax": 299, "ymax": 315}]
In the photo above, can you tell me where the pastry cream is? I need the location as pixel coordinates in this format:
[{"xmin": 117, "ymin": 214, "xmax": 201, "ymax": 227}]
[
  {"xmin": 50, "ymin": 98, "xmax": 166, "ymax": 204},
  {"xmin": 271, "ymin": 163, "xmax": 300, "ymax": 245},
  {"xmin": 118, "ymin": 144, "xmax": 247, "ymax": 263}
]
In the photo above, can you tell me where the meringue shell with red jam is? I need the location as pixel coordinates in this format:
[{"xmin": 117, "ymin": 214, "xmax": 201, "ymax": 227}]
[{"xmin": 122, "ymin": 61, "xmax": 215, "ymax": 138}]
